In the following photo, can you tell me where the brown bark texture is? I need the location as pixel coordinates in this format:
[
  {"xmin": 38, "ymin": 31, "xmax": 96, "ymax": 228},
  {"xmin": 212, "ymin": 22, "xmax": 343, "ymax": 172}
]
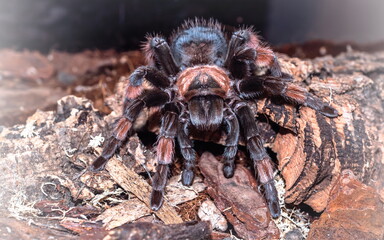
[
  {"xmin": 269, "ymin": 52, "xmax": 384, "ymax": 212},
  {"xmin": 0, "ymin": 49, "xmax": 383, "ymax": 239}
]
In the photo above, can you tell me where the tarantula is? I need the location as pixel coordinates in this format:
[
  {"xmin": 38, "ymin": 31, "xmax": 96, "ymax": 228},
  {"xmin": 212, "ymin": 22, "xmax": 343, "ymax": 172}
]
[{"xmin": 90, "ymin": 19, "xmax": 338, "ymax": 218}]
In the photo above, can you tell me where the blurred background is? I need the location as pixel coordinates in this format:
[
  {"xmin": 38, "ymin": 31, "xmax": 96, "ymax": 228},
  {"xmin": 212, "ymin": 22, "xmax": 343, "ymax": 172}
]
[{"xmin": 1, "ymin": 0, "xmax": 384, "ymax": 53}]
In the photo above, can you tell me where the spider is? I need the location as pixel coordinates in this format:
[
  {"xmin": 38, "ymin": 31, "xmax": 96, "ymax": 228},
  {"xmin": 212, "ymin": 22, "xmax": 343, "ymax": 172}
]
[{"xmin": 89, "ymin": 19, "xmax": 338, "ymax": 218}]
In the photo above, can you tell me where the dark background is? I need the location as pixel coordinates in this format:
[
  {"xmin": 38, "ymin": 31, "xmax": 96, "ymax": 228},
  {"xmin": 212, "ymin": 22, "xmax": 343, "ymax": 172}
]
[{"xmin": 1, "ymin": 0, "xmax": 383, "ymax": 53}]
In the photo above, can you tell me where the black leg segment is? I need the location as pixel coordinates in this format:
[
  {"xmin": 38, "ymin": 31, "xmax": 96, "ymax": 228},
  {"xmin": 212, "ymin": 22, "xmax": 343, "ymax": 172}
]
[
  {"xmin": 222, "ymin": 108, "xmax": 240, "ymax": 178},
  {"xmin": 150, "ymin": 37, "xmax": 179, "ymax": 76},
  {"xmin": 235, "ymin": 103, "xmax": 281, "ymax": 218},
  {"xmin": 129, "ymin": 66, "xmax": 171, "ymax": 89},
  {"xmin": 177, "ymin": 113, "xmax": 197, "ymax": 186}
]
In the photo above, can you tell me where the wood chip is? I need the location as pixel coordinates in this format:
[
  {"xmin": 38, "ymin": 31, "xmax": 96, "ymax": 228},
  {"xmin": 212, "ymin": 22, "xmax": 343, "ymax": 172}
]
[
  {"xmin": 96, "ymin": 199, "xmax": 151, "ymax": 230},
  {"xmin": 105, "ymin": 157, "xmax": 183, "ymax": 224},
  {"xmin": 166, "ymin": 175, "xmax": 206, "ymax": 206}
]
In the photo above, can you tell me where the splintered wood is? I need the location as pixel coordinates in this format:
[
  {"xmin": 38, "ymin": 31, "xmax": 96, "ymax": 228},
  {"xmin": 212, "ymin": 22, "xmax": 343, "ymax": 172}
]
[{"xmin": 105, "ymin": 157, "xmax": 183, "ymax": 224}]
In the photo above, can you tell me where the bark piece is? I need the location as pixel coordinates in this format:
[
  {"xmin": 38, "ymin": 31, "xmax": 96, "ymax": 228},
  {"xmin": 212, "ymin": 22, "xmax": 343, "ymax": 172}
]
[
  {"xmin": 0, "ymin": 217, "xmax": 77, "ymax": 240},
  {"xmin": 33, "ymin": 200, "xmax": 100, "ymax": 218},
  {"xmin": 0, "ymin": 96, "xmax": 104, "ymax": 214},
  {"xmin": 99, "ymin": 221, "xmax": 211, "ymax": 240},
  {"xmin": 61, "ymin": 218, "xmax": 211, "ymax": 240},
  {"xmin": 60, "ymin": 218, "xmax": 107, "ymax": 238},
  {"xmin": 96, "ymin": 198, "xmax": 151, "ymax": 230},
  {"xmin": 210, "ymin": 231, "xmax": 232, "ymax": 240},
  {"xmin": 105, "ymin": 157, "xmax": 183, "ymax": 224},
  {"xmin": 199, "ymin": 152, "xmax": 279, "ymax": 240},
  {"xmin": 166, "ymin": 175, "xmax": 206, "ymax": 206},
  {"xmin": 268, "ymin": 52, "xmax": 384, "ymax": 212},
  {"xmin": 307, "ymin": 170, "xmax": 384, "ymax": 240},
  {"xmin": 89, "ymin": 174, "xmax": 205, "ymax": 229},
  {"xmin": 198, "ymin": 200, "xmax": 228, "ymax": 232}
]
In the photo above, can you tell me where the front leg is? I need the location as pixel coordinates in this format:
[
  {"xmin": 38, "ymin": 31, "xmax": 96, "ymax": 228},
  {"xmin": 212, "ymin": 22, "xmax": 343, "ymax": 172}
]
[
  {"xmin": 129, "ymin": 66, "xmax": 170, "ymax": 89},
  {"xmin": 234, "ymin": 102, "xmax": 280, "ymax": 218},
  {"xmin": 90, "ymin": 99, "xmax": 144, "ymax": 171},
  {"xmin": 143, "ymin": 36, "xmax": 179, "ymax": 76},
  {"xmin": 90, "ymin": 89, "xmax": 170, "ymax": 172},
  {"xmin": 225, "ymin": 29, "xmax": 283, "ymax": 78}
]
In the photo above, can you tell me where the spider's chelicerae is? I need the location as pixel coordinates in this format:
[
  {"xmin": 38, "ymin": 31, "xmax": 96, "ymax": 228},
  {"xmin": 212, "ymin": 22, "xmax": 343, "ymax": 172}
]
[{"xmin": 90, "ymin": 19, "xmax": 338, "ymax": 218}]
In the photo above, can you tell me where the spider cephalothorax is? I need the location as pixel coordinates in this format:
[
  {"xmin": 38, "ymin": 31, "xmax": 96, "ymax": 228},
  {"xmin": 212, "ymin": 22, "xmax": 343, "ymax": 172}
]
[{"xmin": 90, "ymin": 18, "xmax": 338, "ymax": 218}]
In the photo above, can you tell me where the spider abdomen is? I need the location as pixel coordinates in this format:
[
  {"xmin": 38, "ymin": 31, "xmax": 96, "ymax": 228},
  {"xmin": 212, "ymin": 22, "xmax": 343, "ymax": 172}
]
[{"xmin": 188, "ymin": 95, "xmax": 224, "ymax": 131}]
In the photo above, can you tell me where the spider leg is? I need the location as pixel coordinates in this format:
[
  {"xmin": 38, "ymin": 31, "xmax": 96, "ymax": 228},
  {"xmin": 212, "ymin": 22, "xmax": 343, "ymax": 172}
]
[
  {"xmin": 145, "ymin": 36, "xmax": 179, "ymax": 76},
  {"xmin": 224, "ymin": 30, "xmax": 250, "ymax": 67},
  {"xmin": 234, "ymin": 102, "xmax": 280, "ymax": 218},
  {"xmin": 178, "ymin": 112, "xmax": 197, "ymax": 186},
  {"xmin": 150, "ymin": 104, "xmax": 178, "ymax": 210},
  {"xmin": 224, "ymin": 31, "xmax": 256, "ymax": 79},
  {"xmin": 90, "ymin": 89, "xmax": 170, "ymax": 172},
  {"xmin": 222, "ymin": 108, "xmax": 240, "ymax": 178},
  {"xmin": 225, "ymin": 29, "xmax": 283, "ymax": 78},
  {"xmin": 129, "ymin": 66, "xmax": 170, "ymax": 89},
  {"xmin": 238, "ymin": 76, "xmax": 339, "ymax": 117}
]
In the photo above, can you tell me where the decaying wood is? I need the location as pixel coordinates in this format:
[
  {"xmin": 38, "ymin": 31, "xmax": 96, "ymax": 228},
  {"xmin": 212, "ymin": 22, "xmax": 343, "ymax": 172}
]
[
  {"xmin": 199, "ymin": 152, "xmax": 280, "ymax": 240},
  {"xmin": 100, "ymin": 221, "xmax": 211, "ymax": 240},
  {"xmin": 105, "ymin": 157, "xmax": 183, "ymax": 224},
  {"xmin": 197, "ymin": 199, "xmax": 228, "ymax": 232},
  {"xmin": 0, "ymin": 94, "xmax": 204, "ymax": 238},
  {"xmin": 95, "ymin": 198, "xmax": 151, "ymax": 230},
  {"xmin": 258, "ymin": 52, "xmax": 384, "ymax": 212},
  {"xmin": 307, "ymin": 170, "xmax": 384, "ymax": 240},
  {"xmin": 0, "ymin": 217, "xmax": 77, "ymax": 240},
  {"xmin": 61, "ymin": 218, "xmax": 211, "ymax": 240},
  {"xmin": 0, "ymin": 49, "xmax": 383, "ymax": 239}
]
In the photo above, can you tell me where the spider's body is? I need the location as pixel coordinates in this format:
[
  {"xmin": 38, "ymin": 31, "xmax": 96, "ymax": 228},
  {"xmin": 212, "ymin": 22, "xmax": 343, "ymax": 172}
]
[{"xmin": 90, "ymin": 19, "xmax": 338, "ymax": 218}]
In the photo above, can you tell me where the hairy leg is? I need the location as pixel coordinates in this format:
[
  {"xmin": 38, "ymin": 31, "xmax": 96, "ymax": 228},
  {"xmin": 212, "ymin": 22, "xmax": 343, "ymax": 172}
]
[
  {"xmin": 151, "ymin": 105, "xmax": 178, "ymax": 210},
  {"xmin": 225, "ymin": 28, "xmax": 283, "ymax": 78},
  {"xmin": 237, "ymin": 76, "xmax": 339, "ymax": 117},
  {"xmin": 178, "ymin": 112, "xmax": 197, "ymax": 186},
  {"xmin": 234, "ymin": 102, "xmax": 280, "ymax": 218},
  {"xmin": 90, "ymin": 89, "xmax": 170, "ymax": 172},
  {"xmin": 143, "ymin": 36, "xmax": 179, "ymax": 76},
  {"xmin": 129, "ymin": 66, "xmax": 170, "ymax": 89},
  {"xmin": 222, "ymin": 108, "xmax": 240, "ymax": 178}
]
